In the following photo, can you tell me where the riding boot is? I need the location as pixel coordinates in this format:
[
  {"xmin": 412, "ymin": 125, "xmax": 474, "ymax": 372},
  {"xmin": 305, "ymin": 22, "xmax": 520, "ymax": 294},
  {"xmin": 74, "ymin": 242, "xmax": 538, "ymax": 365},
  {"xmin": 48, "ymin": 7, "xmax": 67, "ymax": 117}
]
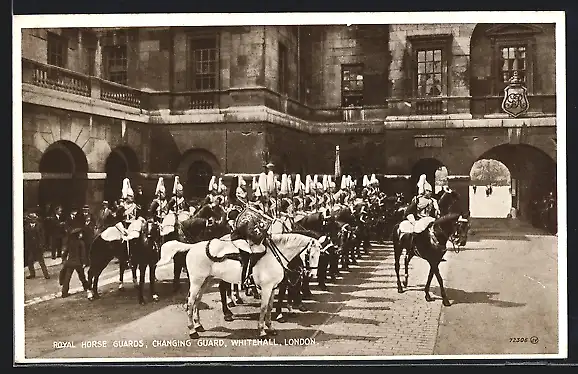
[{"xmin": 240, "ymin": 250, "xmax": 251, "ymax": 289}]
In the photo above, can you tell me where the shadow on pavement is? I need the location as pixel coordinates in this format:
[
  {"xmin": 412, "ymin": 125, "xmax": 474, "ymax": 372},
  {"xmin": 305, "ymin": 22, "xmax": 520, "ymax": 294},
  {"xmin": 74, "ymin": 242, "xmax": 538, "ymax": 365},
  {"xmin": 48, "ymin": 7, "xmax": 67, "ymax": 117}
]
[{"xmin": 430, "ymin": 286, "xmax": 526, "ymax": 308}]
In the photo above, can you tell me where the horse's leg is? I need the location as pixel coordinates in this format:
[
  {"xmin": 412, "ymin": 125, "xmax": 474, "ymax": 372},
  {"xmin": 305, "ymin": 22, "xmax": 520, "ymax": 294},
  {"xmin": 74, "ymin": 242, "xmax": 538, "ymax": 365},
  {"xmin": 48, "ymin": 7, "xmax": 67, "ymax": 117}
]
[
  {"xmin": 173, "ymin": 253, "xmax": 183, "ymax": 293},
  {"xmin": 275, "ymin": 283, "xmax": 288, "ymax": 323},
  {"xmin": 150, "ymin": 264, "xmax": 159, "ymax": 302},
  {"xmin": 433, "ymin": 262, "xmax": 451, "ymax": 306},
  {"xmin": 118, "ymin": 249, "xmax": 127, "ymax": 291},
  {"xmin": 137, "ymin": 264, "xmax": 146, "ymax": 305},
  {"xmin": 265, "ymin": 287, "xmax": 278, "ymax": 336},
  {"xmin": 424, "ymin": 265, "xmax": 435, "ymax": 302},
  {"xmin": 219, "ymin": 281, "xmax": 234, "ymax": 322},
  {"xmin": 258, "ymin": 285, "xmax": 273, "ymax": 338},
  {"xmin": 193, "ymin": 279, "xmax": 212, "ymax": 333},
  {"xmin": 394, "ymin": 234, "xmax": 404, "ymax": 294},
  {"xmin": 187, "ymin": 279, "xmax": 203, "ymax": 339},
  {"xmin": 403, "ymin": 250, "xmax": 414, "ymax": 288},
  {"xmin": 225, "ymin": 282, "xmax": 236, "ymax": 308},
  {"xmin": 88, "ymin": 259, "xmax": 108, "ymax": 300},
  {"xmin": 132, "ymin": 262, "xmax": 138, "ymax": 286},
  {"xmin": 233, "ymin": 283, "xmax": 244, "ymax": 304}
]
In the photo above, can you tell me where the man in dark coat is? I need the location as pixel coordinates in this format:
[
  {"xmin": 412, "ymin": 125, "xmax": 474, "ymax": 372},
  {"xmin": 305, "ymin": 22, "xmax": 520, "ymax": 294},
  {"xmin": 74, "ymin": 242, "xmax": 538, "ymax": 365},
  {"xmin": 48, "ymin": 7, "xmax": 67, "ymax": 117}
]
[
  {"xmin": 24, "ymin": 212, "xmax": 50, "ymax": 279},
  {"xmin": 81, "ymin": 205, "xmax": 95, "ymax": 266},
  {"xmin": 60, "ymin": 228, "xmax": 89, "ymax": 297},
  {"xmin": 95, "ymin": 200, "xmax": 114, "ymax": 234},
  {"xmin": 50, "ymin": 205, "xmax": 67, "ymax": 259}
]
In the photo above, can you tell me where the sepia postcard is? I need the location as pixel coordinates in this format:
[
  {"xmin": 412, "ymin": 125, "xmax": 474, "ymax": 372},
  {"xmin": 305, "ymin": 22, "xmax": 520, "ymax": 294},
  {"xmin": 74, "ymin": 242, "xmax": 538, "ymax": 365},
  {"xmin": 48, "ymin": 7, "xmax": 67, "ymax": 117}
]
[{"xmin": 13, "ymin": 11, "xmax": 567, "ymax": 364}]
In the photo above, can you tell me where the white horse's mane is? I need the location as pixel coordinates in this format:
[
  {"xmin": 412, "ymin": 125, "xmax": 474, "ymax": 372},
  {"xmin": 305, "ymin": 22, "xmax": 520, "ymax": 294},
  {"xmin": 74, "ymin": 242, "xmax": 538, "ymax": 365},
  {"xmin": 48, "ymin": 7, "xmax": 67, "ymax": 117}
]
[{"xmin": 269, "ymin": 233, "xmax": 314, "ymax": 247}]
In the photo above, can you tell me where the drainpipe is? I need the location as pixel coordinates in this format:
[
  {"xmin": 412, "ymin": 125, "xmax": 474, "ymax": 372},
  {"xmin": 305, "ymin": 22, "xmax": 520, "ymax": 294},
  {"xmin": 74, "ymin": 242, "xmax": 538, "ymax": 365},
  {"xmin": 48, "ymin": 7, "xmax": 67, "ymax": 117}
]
[{"xmin": 297, "ymin": 25, "xmax": 300, "ymax": 102}]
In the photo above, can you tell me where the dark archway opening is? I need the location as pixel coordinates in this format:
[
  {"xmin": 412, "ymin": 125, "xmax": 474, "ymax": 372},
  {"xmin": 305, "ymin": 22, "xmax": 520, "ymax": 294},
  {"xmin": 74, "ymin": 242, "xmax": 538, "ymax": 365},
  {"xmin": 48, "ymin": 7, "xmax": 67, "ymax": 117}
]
[
  {"xmin": 476, "ymin": 144, "xmax": 556, "ymax": 231},
  {"xmin": 104, "ymin": 147, "xmax": 140, "ymax": 204},
  {"xmin": 186, "ymin": 160, "xmax": 213, "ymax": 200},
  {"xmin": 410, "ymin": 158, "xmax": 445, "ymax": 196},
  {"xmin": 38, "ymin": 140, "xmax": 88, "ymax": 214}
]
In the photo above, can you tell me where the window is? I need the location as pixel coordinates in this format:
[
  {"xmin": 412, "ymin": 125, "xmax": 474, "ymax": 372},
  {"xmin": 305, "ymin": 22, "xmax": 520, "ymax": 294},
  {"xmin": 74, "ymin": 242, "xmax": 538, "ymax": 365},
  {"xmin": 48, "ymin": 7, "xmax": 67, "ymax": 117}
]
[
  {"xmin": 416, "ymin": 49, "xmax": 443, "ymax": 97},
  {"xmin": 278, "ymin": 42, "xmax": 288, "ymax": 94},
  {"xmin": 408, "ymin": 34, "xmax": 451, "ymax": 98},
  {"xmin": 47, "ymin": 32, "xmax": 67, "ymax": 68},
  {"xmin": 486, "ymin": 24, "xmax": 542, "ymax": 95},
  {"xmin": 341, "ymin": 64, "xmax": 364, "ymax": 107},
  {"xmin": 104, "ymin": 45, "xmax": 128, "ymax": 85},
  {"xmin": 496, "ymin": 44, "xmax": 528, "ymax": 92},
  {"xmin": 188, "ymin": 37, "xmax": 218, "ymax": 91}
]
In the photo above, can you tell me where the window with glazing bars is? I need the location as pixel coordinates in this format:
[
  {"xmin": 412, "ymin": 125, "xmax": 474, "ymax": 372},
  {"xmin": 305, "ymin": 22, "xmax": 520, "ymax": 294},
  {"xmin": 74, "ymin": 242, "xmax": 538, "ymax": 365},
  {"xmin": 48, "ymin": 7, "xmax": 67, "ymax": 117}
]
[
  {"xmin": 189, "ymin": 37, "xmax": 218, "ymax": 90},
  {"xmin": 499, "ymin": 45, "xmax": 527, "ymax": 89},
  {"xmin": 104, "ymin": 45, "xmax": 128, "ymax": 85},
  {"xmin": 341, "ymin": 64, "xmax": 364, "ymax": 107},
  {"xmin": 47, "ymin": 32, "xmax": 67, "ymax": 68},
  {"xmin": 416, "ymin": 48, "xmax": 443, "ymax": 97}
]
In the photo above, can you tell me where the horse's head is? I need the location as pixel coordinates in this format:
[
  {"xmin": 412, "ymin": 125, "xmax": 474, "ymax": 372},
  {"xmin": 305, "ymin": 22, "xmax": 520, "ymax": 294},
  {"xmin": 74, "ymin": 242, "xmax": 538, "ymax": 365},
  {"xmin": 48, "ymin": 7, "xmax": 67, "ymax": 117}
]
[{"xmin": 438, "ymin": 188, "xmax": 463, "ymax": 216}]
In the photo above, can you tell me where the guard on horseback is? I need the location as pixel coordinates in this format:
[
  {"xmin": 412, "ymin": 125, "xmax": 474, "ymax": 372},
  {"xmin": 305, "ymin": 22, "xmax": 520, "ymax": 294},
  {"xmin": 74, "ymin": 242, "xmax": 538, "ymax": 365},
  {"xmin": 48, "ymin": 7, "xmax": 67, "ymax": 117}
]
[
  {"xmin": 149, "ymin": 177, "xmax": 169, "ymax": 224},
  {"xmin": 168, "ymin": 176, "xmax": 189, "ymax": 214},
  {"xmin": 399, "ymin": 174, "xmax": 441, "ymax": 251},
  {"xmin": 235, "ymin": 175, "xmax": 248, "ymax": 206}
]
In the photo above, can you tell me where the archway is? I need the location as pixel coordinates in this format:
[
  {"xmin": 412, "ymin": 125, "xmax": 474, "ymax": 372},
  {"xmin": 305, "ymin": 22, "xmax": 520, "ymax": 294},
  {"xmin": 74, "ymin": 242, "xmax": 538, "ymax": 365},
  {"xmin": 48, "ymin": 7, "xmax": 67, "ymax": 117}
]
[
  {"xmin": 186, "ymin": 160, "xmax": 213, "ymax": 199},
  {"xmin": 469, "ymin": 159, "xmax": 512, "ymax": 218},
  {"xmin": 104, "ymin": 146, "xmax": 140, "ymax": 204},
  {"xmin": 38, "ymin": 140, "xmax": 88, "ymax": 213},
  {"xmin": 176, "ymin": 148, "xmax": 221, "ymax": 201},
  {"xmin": 473, "ymin": 143, "xmax": 556, "ymax": 227},
  {"xmin": 410, "ymin": 158, "xmax": 445, "ymax": 196}
]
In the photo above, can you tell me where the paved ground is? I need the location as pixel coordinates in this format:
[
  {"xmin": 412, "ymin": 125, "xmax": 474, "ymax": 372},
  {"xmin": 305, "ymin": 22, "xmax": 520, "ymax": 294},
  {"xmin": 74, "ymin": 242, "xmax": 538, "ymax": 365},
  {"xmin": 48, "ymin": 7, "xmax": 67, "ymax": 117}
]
[
  {"xmin": 20, "ymin": 218, "xmax": 561, "ymax": 361},
  {"xmin": 434, "ymin": 218, "xmax": 559, "ymax": 356}
]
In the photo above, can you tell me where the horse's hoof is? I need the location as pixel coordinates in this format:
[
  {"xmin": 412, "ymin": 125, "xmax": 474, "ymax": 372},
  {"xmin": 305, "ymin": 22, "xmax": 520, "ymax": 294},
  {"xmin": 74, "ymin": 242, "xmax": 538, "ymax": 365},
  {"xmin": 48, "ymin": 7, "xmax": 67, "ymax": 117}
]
[
  {"xmin": 195, "ymin": 325, "xmax": 205, "ymax": 332},
  {"xmin": 189, "ymin": 331, "xmax": 200, "ymax": 339},
  {"xmin": 275, "ymin": 314, "xmax": 286, "ymax": 323},
  {"xmin": 132, "ymin": 278, "xmax": 137, "ymax": 285},
  {"xmin": 266, "ymin": 329, "xmax": 278, "ymax": 336},
  {"xmin": 425, "ymin": 295, "xmax": 434, "ymax": 302},
  {"xmin": 152, "ymin": 295, "xmax": 159, "ymax": 302},
  {"xmin": 258, "ymin": 333, "xmax": 268, "ymax": 340},
  {"xmin": 224, "ymin": 314, "xmax": 234, "ymax": 322},
  {"xmin": 442, "ymin": 299, "xmax": 452, "ymax": 307},
  {"xmin": 227, "ymin": 301, "xmax": 236, "ymax": 308}
]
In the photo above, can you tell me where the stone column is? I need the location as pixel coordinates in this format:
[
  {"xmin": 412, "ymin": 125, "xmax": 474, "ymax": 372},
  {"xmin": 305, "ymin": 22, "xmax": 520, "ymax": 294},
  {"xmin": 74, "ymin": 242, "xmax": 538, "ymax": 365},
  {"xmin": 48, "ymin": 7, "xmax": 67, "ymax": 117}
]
[{"xmin": 95, "ymin": 32, "xmax": 103, "ymax": 78}]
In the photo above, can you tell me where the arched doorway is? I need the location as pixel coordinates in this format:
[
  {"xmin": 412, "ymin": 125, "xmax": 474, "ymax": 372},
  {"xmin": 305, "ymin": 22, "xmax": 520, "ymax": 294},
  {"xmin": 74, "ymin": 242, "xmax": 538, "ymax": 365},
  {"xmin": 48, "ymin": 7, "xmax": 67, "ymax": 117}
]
[
  {"xmin": 473, "ymin": 144, "xmax": 556, "ymax": 228},
  {"xmin": 38, "ymin": 140, "xmax": 88, "ymax": 213},
  {"xmin": 469, "ymin": 159, "xmax": 512, "ymax": 218},
  {"xmin": 104, "ymin": 146, "xmax": 140, "ymax": 204},
  {"xmin": 186, "ymin": 160, "xmax": 213, "ymax": 199},
  {"xmin": 410, "ymin": 158, "xmax": 445, "ymax": 196}
]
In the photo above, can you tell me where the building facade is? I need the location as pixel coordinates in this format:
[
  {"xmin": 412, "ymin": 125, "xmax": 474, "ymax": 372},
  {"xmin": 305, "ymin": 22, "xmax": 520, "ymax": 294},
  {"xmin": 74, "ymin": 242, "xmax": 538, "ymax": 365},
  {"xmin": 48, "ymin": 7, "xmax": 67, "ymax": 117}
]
[{"xmin": 21, "ymin": 24, "xmax": 557, "ymax": 219}]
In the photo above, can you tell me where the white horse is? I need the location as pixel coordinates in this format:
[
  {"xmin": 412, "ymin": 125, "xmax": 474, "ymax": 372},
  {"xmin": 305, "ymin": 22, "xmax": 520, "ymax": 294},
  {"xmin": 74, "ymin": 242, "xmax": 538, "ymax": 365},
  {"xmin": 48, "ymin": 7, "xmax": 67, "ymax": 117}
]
[{"xmin": 157, "ymin": 233, "xmax": 321, "ymax": 338}]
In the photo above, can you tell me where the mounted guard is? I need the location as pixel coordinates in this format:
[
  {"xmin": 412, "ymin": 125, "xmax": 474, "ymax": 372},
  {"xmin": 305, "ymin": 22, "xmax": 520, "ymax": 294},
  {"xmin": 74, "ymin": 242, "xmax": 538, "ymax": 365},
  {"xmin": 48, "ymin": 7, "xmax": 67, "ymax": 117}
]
[
  {"xmin": 149, "ymin": 177, "xmax": 169, "ymax": 224},
  {"xmin": 398, "ymin": 174, "xmax": 441, "ymax": 251}
]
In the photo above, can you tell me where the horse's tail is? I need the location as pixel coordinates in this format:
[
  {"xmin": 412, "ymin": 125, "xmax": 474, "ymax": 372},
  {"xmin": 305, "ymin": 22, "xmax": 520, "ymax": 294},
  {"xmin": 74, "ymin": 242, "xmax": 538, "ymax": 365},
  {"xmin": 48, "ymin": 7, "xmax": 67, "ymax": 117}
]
[
  {"xmin": 157, "ymin": 240, "xmax": 191, "ymax": 266},
  {"xmin": 391, "ymin": 222, "xmax": 401, "ymax": 246}
]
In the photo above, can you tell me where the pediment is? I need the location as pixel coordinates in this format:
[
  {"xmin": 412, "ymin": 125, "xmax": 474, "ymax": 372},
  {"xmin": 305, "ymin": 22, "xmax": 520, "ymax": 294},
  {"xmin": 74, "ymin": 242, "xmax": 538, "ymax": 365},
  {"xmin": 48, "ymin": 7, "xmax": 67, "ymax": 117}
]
[{"xmin": 485, "ymin": 24, "xmax": 543, "ymax": 37}]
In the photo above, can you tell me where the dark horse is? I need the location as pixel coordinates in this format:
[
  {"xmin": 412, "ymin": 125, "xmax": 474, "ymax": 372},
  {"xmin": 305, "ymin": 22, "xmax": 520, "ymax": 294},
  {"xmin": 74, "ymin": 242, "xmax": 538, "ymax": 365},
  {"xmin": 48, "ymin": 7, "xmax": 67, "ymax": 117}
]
[
  {"xmin": 132, "ymin": 220, "xmax": 163, "ymax": 304},
  {"xmin": 162, "ymin": 204, "xmax": 228, "ymax": 292},
  {"xmin": 86, "ymin": 218, "xmax": 146, "ymax": 301},
  {"xmin": 391, "ymin": 189, "xmax": 469, "ymax": 306}
]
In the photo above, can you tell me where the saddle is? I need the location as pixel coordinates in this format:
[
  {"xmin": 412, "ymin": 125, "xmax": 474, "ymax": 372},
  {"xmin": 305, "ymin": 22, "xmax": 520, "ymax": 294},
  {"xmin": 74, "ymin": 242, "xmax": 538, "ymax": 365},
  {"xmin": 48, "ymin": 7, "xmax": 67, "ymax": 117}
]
[
  {"xmin": 99, "ymin": 219, "xmax": 144, "ymax": 242},
  {"xmin": 160, "ymin": 212, "xmax": 191, "ymax": 236}
]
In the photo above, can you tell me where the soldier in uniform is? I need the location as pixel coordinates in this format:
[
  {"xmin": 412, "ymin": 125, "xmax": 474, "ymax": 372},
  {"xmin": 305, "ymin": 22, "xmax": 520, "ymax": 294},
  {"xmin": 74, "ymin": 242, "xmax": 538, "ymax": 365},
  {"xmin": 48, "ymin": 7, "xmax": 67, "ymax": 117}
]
[
  {"xmin": 148, "ymin": 177, "xmax": 169, "ymax": 224},
  {"xmin": 399, "ymin": 174, "xmax": 441, "ymax": 250},
  {"xmin": 168, "ymin": 176, "xmax": 190, "ymax": 214},
  {"xmin": 235, "ymin": 175, "xmax": 248, "ymax": 206},
  {"xmin": 115, "ymin": 178, "xmax": 142, "ymax": 263}
]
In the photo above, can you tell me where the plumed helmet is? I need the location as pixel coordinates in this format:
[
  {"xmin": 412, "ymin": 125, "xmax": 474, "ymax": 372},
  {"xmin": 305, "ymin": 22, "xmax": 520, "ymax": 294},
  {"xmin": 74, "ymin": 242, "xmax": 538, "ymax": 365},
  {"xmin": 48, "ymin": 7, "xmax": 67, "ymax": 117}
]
[
  {"xmin": 363, "ymin": 175, "xmax": 370, "ymax": 187},
  {"xmin": 340, "ymin": 175, "xmax": 347, "ymax": 190},
  {"xmin": 267, "ymin": 171, "xmax": 276, "ymax": 194},
  {"xmin": 370, "ymin": 173, "xmax": 379, "ymax": 186},
  {"xmin": 258, "ymin": 172, "xmax": 267, "ymax": 196},
  {"xmin": 305, "ymin": 175, "xmax": 312, "ymax": 194},
  {"xmin": 122, "ymin": 178, "xmax": 134, "ymax": 198},
  {"xmin": 238, "ymin": 175, "xmax": 246, "ymax": 187},
  {"xmin": 208, "ymin": 176, "xmax": 216, "ymax": 192},
  {"xmin": 155, "ymin": 177, "xmax": 165, "ymax": 195},
  {"xmin": 294, "ymin": 174, "xmax": 302, "ymax": 194},
  {"xmin": 173, "ymin": 176, "xmax": 183, "ymax": 194},
  {"xmin": 280, "ymin": 174, "xmax": 289, "ymax": 195}
]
